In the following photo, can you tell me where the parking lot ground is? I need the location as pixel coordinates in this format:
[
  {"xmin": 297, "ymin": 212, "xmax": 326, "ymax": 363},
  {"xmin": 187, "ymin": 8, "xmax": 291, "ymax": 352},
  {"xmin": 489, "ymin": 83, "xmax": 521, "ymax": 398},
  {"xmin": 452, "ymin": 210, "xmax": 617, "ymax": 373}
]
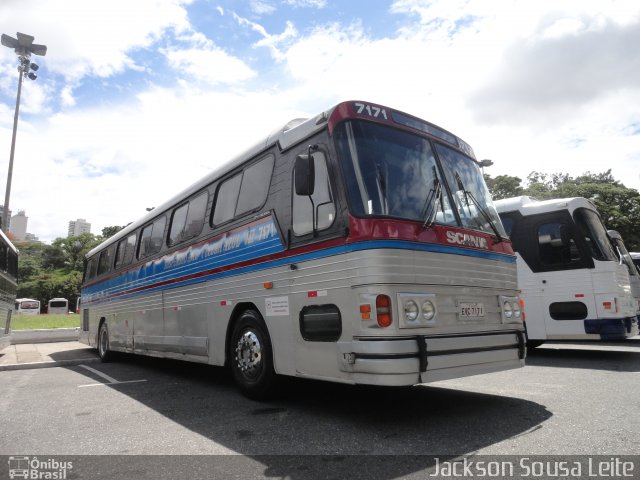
[
  {"xmin": 0, "ymin": 339, "xmax": 639, "ymax": 478},
  {"xmin": 0, "ymin": 341, "xmax": 99, "ymax": 371}
]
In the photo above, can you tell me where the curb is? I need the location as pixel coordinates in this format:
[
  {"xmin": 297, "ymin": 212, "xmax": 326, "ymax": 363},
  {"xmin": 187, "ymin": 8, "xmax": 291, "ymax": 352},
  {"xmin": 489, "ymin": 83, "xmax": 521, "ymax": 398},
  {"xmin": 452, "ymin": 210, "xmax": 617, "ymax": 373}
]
[
  {"xmin": 0, "ymin": 356, "xmax": 101, "ymax": 372},
  {"xmin": 11, "ymin": 328, "xmax": 80, "ymax": 344}
]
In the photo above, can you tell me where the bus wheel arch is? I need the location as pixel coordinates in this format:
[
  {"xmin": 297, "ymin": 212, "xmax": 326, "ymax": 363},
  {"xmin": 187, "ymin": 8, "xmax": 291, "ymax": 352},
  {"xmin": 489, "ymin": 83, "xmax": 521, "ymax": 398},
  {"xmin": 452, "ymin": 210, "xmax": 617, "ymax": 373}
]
[{"xmin": 226, "ymin": 305, "xmax": 277, "ymax": 400}]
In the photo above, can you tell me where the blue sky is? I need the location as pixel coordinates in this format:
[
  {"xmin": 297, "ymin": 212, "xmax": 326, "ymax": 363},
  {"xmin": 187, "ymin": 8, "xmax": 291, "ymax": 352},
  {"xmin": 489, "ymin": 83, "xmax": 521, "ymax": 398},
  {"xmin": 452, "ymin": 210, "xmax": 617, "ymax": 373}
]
[{"xmin": 1, "ymin": 0, "xmax": 639, "ymax": 242}]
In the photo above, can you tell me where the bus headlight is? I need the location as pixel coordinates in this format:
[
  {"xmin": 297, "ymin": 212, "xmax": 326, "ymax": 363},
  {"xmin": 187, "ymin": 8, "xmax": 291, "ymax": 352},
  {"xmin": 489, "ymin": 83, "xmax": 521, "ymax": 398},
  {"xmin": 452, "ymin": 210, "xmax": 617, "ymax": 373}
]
[
  {"xmin": 513, "ymin": 301, "xmax": 521, "ymax": 318},
  {"xmin": 404, "ymin": 300, "xmax": 419, "ymax": 322},
  {"xmin": 422, "ymin": 300, "xmax": 435, "ymax": 321},
  {"xmin": 397, "ymin": 293, "xmax": 437, "ymax": 328},
  {"xmin": 503, "ymin": 300, "xmax": 513, "ymax": 318}
]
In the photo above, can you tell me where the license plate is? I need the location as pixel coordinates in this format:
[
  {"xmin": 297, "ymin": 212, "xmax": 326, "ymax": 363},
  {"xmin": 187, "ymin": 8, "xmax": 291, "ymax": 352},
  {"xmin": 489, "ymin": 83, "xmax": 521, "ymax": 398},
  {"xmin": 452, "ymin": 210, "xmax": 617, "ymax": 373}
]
[{"xmin": 460, "ymin": 302, "xmax": 485, "ymax": 317}]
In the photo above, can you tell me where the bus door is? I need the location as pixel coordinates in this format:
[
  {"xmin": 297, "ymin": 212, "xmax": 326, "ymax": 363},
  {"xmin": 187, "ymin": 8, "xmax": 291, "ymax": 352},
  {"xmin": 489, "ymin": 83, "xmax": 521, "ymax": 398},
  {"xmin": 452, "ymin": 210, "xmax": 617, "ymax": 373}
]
[
  {"xmin": 288, "ymin": 145, "xmax": 343, "ymax": 377},
  {"xmin": 531, "ymin": 214, "xmax": 599, "ymax": 338}
]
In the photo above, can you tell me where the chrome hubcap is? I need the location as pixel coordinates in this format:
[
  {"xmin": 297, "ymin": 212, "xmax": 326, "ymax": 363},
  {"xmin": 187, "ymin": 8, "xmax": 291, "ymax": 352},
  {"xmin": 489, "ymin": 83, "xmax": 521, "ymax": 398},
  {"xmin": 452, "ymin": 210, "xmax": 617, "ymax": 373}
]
[{"xmin": 235, "ymin": 331, "xmax": 262, "ymax": 375}]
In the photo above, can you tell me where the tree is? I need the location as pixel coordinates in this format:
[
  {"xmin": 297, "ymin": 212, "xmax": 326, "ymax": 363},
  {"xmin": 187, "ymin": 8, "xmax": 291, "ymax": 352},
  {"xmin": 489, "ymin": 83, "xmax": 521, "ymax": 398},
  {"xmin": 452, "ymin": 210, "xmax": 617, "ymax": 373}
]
[
  {"xmin": 49, "ymin": 233, "xmax": 102, "ymax": 271},
  {"xmin": 523, "ymin": 169, "xmax": 640, "ymax": 250},
  {"xmin": 484, "ymin": 170, "xmax": 640, "ymax": 250},
  {"xmin": 102, "ymin": 225, "xmax": 124, "ymax": 239},
  {"xmin": 484, "ymin": 174, "xmax": 524, "ymax": 200}
]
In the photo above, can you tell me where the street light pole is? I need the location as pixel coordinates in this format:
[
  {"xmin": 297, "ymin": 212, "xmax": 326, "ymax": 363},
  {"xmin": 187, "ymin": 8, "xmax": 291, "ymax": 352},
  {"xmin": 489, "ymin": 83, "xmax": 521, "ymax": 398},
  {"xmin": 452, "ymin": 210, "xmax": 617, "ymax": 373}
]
[
  {"xmin": 3, "ymin": 63, "xmax": 25, "ymax": 232},
  {"xmin": 1, "ymin": 32, "xmax": 47, "ymax": 232}
]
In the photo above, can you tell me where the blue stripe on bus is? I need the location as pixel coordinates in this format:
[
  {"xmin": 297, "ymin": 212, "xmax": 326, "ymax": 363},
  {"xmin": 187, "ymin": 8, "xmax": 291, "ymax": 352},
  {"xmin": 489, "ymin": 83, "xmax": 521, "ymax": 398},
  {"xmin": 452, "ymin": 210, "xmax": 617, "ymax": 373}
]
[{"xmin": 83, "ymin": 235, "xmax": 515, "ymax": 306}]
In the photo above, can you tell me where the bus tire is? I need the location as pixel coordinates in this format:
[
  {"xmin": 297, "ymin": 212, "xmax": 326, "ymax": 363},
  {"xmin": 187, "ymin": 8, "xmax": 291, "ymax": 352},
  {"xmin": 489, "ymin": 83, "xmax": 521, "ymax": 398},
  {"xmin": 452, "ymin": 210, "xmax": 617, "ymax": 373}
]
[
  {"xmin": 98, "ymin": 322, "xmax": 113, "ymax": 362},
  {"xmin": 229, "ymin": 310, "xmax": 277, "ymax": 400}
]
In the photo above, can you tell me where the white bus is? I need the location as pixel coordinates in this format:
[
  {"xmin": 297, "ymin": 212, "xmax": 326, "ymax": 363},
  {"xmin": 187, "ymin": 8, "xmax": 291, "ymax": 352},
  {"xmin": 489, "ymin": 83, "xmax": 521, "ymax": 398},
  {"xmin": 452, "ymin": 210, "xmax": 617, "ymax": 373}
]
[
  {"xmin": 0, "ymin": 231, "xmax": 18, "ymax": 351},
  {"xmin": 15, "ymin": 298, "xmax": 40, "ymax": 315},
  {"xmin": 607, "ymin": 230, "xmax": 640, "ymax": 317},
  {"xmin": 495, "ymin": 196, "xmax": 638, "ymax": 345},
  {"xmin": 81, "ymin": 100, "xmax": 525, "ymax": 399},
  {"xmin": 631, "ymin": 252, "xmax": 640, "ymax": 272},
  {"xmin": 47, "ymin": 297, "xmax": 69, "ymax": 314}
]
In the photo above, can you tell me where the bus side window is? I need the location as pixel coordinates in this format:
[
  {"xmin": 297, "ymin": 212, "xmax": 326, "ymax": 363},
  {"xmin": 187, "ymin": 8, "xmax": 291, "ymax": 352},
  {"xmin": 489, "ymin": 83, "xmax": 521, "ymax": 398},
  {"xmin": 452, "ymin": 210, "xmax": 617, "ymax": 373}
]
[
  {"xmin": 183, "ymin": 191, "xmax": 208, "ymax": 240},
  {"xmin": 168, "ymin": 203, "xmax": 189, "ymax": 246},
  {"xmin": 235, "ymin": 156, "xmax": 274, "ymax": 215},
  {"xmin": 169, "ymin": 191, "xmax": 208, "ymax": 246},
  {"xmin": 85, "ymin": 257, "xmax": 98, "ymax": 280},
  {"xmin": 97, "ymin": 245, "xmax": 116, "ymax": 276},
  {"xmin": 212, "ymin": 174, "xmax": 242, "ymax": 225},
  {"xmin": 211, "ymin": 155, "xmax": 274, "ymax": 227},
  {"xmin": 115, "ymin": 233, "xmax": 136, "ymax": 268},
  {"xmin": 138, "ymin": 217, "xmax": 166, "ymax": 259},
  {"xmin": 8, "ymin": 250, "xmax": 17, "ymax": 277},
  {"xmin": 0, "ymin": 243, "xmax": 7, "ymax": 271},
  {"xmin": 537, "ymin": 222, "xmax": 581, "ymax": 265},
  {"xmin": 292, "ymin": 151, "xmax": 335, "ymax": 236}
]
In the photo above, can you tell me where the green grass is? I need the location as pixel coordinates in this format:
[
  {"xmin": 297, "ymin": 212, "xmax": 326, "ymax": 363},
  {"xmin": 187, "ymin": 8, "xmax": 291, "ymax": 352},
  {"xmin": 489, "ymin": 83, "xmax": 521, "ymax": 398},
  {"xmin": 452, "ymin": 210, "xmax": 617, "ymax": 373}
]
[{"xmin": 11, "ymin": 313, "xmax": 80, "ymax": 331}]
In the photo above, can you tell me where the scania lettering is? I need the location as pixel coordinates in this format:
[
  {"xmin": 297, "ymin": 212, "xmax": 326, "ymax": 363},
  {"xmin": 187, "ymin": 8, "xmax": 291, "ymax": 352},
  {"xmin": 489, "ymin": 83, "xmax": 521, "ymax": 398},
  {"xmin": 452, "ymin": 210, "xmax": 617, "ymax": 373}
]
[
  {"xmin": 80, "ymin": 100, "xmax": 525, "ymax": 399},
  {"xmin": 446, "ymin": 231, "xmax": 489, "ymax": 249}
]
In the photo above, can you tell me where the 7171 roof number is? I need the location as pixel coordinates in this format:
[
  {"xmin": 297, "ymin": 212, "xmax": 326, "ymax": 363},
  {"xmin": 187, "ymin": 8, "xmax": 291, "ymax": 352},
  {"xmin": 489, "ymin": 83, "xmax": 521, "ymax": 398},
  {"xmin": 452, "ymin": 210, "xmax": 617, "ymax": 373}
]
[{"xmin": 354, "ymin": 102, "xmax": 388, "ymax": 120}]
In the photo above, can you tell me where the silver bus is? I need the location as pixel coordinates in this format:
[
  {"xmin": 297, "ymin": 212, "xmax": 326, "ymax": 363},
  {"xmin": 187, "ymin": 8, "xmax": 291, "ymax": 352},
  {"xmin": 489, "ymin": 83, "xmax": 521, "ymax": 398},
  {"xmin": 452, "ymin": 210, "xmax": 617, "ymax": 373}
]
[
  {"xmin": 0, "ymin": 230, "xmax": 18, "ymax": 351},
  {"xmin": 80, "ymin": 100, "xmax": 525, "ymax": 398}
]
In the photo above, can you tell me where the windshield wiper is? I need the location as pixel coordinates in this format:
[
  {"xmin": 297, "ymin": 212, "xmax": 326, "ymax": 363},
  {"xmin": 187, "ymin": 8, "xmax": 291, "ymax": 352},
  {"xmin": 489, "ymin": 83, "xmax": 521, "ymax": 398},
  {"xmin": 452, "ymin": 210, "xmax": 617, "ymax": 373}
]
[
  {"xmin": 374, "ymin": 162, "xmax": 388, "ymax": 215},
  {"xmin": 454, "ymin": 172, "xmax": 504, "ymax": 242},
  {"xmin": 420, "ymin": 173, "xmax": 442, "ymax": 229}
]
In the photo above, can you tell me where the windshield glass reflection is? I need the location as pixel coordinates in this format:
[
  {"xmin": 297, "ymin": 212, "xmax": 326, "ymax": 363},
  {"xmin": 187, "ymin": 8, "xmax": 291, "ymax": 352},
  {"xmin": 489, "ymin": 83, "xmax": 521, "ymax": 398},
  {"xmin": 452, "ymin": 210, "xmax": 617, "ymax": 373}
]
[{"xmin": 335, "ymin": 120, "xmax": 504, "ymax": 237}]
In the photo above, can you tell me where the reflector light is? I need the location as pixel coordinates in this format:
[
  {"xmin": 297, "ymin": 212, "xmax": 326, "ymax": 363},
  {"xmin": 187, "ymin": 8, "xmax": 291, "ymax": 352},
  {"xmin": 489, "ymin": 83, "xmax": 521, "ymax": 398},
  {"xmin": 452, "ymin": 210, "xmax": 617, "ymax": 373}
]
[
  {"xmin": 603, "ymin": 301, "xmax": 612, "ymax": 310},
  {"xmin": 263, "ymin": 282, "xmax": 273, "ymax": 289},
  {"xmin": 575, "ymin": 294, "xmax": 584, "ymax": 298},
  {"xmin": 359, "ymin": 304, "xmax": 371, "ymax": 313}
]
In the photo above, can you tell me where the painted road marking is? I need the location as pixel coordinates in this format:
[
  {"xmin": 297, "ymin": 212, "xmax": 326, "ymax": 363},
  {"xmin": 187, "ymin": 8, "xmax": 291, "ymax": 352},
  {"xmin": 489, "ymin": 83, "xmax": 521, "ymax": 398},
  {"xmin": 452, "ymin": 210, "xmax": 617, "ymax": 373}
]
[{"xmin": 78, "ymin": 364, "xmax": 147, "ymax": 388}]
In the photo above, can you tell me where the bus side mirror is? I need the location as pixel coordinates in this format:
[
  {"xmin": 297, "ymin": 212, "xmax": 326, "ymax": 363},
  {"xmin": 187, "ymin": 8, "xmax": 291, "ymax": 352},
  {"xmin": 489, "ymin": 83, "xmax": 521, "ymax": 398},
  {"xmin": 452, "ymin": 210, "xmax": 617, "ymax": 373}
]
[{"xmin": 294, "ymin": 154, "xmax": 315, "ymax": 196}]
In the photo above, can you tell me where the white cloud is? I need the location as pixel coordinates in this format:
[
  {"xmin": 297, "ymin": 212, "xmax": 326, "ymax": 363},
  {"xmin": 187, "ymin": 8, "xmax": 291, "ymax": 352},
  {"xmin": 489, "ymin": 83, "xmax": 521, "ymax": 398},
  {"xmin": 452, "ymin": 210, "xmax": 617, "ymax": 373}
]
[
  {"xmin": 468, "ymin": 19, "xmax": 640, "ymax": 126},
  {"xmin": 283, "ymin": 0, "xmax": 327, "ymax": 8},
  {"xmin": 0, "ymin": 0, "xmax": 192, "ymax": 82},
  {"xmin": 249, "ymin": 0, "xmax": 277, "ymax": 15},
  {"xmin": 232, "ymin": 13, "xmax": 298, "ymax": 61},
  {"xmin": 163, "ymin": 45, "xmax": 256, "ymax": 85},
  {"xmin": 60, "ymin": 86, "xmax": 77, "ymax": 108},
  {"xmin": 4, "ymin": 85, "xmax": 308, "ymax": 242}
]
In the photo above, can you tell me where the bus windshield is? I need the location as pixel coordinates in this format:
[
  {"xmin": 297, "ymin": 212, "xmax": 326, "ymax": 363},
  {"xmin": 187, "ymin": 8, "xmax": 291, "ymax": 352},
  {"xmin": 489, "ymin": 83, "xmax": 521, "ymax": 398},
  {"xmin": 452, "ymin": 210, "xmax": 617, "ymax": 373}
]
[
  {"xmin": 573, "ymin": 208, "xmax": 617, "ymax": 261},
  {"xmin": 610, "ymin": 236, "xmax": 638, "ymax": 276},
  {"xmin": 335, "ymin": 120, "xmax": 505, "ymax": 236}
]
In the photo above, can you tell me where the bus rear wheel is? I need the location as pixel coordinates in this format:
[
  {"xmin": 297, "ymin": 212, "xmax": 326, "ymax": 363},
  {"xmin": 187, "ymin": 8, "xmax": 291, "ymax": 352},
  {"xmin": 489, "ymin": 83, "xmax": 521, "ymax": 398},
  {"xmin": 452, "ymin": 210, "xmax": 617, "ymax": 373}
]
[
  {"xmin": 229, "ymin": 310, "xmax": 277, "ymax": 400},
  {"xmin": 98, "ymin": 322, "xmax": 113, "ymax": 362}
]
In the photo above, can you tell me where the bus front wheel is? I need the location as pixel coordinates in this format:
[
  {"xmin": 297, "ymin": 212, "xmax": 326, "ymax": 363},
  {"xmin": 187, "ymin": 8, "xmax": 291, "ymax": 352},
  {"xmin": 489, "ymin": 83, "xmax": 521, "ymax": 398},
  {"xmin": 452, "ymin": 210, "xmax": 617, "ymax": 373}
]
[
  {"xmin": 98, "ymin": 322, "xmax": 113, "ymax": 362},
  {"xmin": 229, "ymin": 310, "xmax": 277, "ymax": 400}
]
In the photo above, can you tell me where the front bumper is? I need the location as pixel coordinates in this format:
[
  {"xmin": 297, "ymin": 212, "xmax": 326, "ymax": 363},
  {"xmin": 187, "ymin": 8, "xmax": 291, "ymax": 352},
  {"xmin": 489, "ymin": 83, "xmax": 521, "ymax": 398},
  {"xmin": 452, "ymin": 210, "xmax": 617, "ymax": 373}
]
[
  {"xmin": 584, "ymin": 316, "xmax": 639, "ymax": 340},
  {"xmin": 338, "ymin": 330, "xmax": 526, "ymax": 386}
]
